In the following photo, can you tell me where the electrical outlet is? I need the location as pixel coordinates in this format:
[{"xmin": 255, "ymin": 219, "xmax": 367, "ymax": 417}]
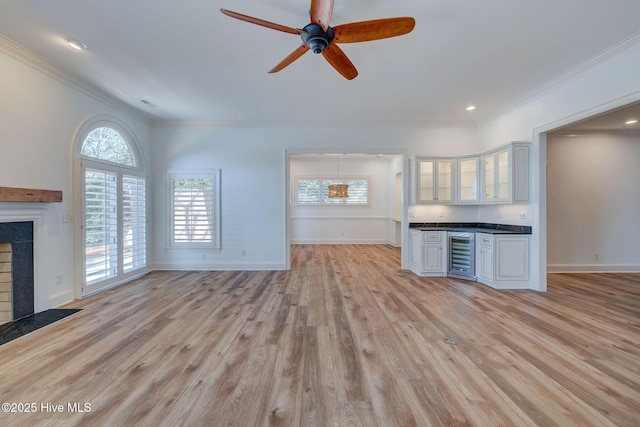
[
  {"xmin": 594, "ymin": 253, "xmax": 600, "ymax": 261},
  {"xmin": 519, "ymin": 211, "xmax": 528, "ymax": 219},
  {"xmin": 56, "ymin": 274, "xmax": 63, "ymax": 285},
  {"xmin": 241, "ymin": 249, "xmax": 246, "ymax": 256}
]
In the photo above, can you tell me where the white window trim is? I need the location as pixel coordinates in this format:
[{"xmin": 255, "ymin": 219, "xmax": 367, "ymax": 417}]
[
  {"xmin": 294, "ymin": 176, "xmax": 372, "ymax": 207},
  {"xmin": 166, "ymin": 170, "xmax": 221, "ymax": 251},
  {"xmin": 74, "ymin": 114, "xmax": 144, "ymax": 169},
  {"xmin": 73, "ymin": 115, "xmax": 148, "ymax": 298}
]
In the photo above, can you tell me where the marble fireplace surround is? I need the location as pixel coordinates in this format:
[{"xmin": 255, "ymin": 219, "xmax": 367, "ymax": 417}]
[{"xmin": 0, "ymin": 203, "xmax": 50, "ymax": 317}]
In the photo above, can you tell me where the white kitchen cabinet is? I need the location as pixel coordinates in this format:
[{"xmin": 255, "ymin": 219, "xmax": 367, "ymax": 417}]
[
  {"xmin": 481, "ymin": 143, "xmax": 529, "ymax": 204},
  {"xmin": 476, "ymin": 233, "xmax": 530, "ymax": 289},
  {"xmin": 409, "ymin": 229, "xmax": 447, "ymax": 276},
  {"xmin": 457, "ymin": 156, "xmax": 480, "ymax": 204},
  {"xmin": 408, "ymin": 156, "xmax": 416, "ymax": 205},
  {"xmin": 415, "ymin": 158, "xmax": 455, "ymax": 203},
  {"xmin": 477, "ymin": 233, "xmax": 494, "ymax": 282},
  {"xmin": 409, "ymin": 144, "xmax": 528, "ymax": 205}
]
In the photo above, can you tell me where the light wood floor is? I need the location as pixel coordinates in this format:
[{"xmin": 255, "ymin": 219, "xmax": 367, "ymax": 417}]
[{"xmin": 1, "ymin": 245, "xmax": 639, "ymax": 426}]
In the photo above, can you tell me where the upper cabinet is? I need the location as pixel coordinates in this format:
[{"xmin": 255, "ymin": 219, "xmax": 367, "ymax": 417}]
[
  {"xmin": 481, "ymin": 143, "xmax": 529, "ymax": 204},
  {"xmin": 456, "ymin": 156, "xmax": 479, "ymax": 204},
  {"xmin": 482, "ymin": 149, "xmax": 509, "ymax": 202},
  {"xmin": 415, "ymin": 158, "xmax": 455, "ymax": 203},
  {"xmin": 408, "ymin": 156, "xmax": 417, "ymax": 205},
  {"xmin": 409, "ymin": 142, "xmax": 529, "ymax": 206}
]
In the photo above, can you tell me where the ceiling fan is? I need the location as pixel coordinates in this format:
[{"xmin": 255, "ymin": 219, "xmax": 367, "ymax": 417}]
[{"xmin": 220, "ymin": 0, "xmax": 415, "ymax": 80}]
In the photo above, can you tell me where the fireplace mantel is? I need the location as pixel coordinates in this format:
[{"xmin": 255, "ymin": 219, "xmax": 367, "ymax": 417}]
[{"xmin": 0, "ymin": 187, "xmax": 62, "ymax": 203}]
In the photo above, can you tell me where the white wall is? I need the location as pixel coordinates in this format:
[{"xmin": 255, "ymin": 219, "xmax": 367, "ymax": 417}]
[
  {"xmin": 150, "ymin": 123, "xmax": 477, "ymax": 270},
  {"xmin": 7, "ymin": 31, "xmax": 639, "ymax": 298},
  {"xmin": 477, "ymin": 37, "xmax": 640, "ymax": 290},
  {"xmin": 290, "ymin": 155, "xmax": 396, "ymax": 244},
  {"xmin": 547, "ymin": 132, "xmax": 640, "ymax": 272},
  {"xmin": 408, "ymin": 204, "xmax": 479, "ymax": 223},
  {"xmin": 0, "ymin": 48, "xmax": 151, "ymax": 308}
]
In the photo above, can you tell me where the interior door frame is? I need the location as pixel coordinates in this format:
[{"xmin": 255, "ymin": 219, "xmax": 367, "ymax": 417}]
[
  {"xmin": 284, "ymin": 148, "xmax": 410, "ymax": 270},
  {"xmin": 532, "ymin": 91, "xmax": 640, "ymax": 291}
]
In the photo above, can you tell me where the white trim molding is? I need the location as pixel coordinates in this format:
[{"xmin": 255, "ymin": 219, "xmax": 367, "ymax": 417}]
[
  {"xmin": 0, "ymin": 203, "xmax": 53, "ymax": 313},
  {"xmin": 548, "ymin": 264, "xmax": 640, "ymax": 273}
]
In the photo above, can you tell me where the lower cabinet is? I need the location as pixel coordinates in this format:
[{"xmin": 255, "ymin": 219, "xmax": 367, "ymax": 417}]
[
  {"xmin": 409, "ymin": 230, "xmax": 447, "ymax": 277},
  {"xmin": 476, "ymin": 233, "xmax": 530, "ymax": 289},
  {"xmin": 477, "ymin": 234, "xmax": 494, "ymax": 282}
]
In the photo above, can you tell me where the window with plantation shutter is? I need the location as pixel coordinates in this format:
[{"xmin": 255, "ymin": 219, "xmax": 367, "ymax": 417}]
[
  {"xmin": 168, "ymin": 171, "xmax": 221, "ymax": 250},
  {"xmin": 76, "ymin": 119, "xmax": 147, "ymax": 296},
  {"xmin": 296, "ymin": 177, "xmax": 370, "ymax": 205},
  {"xmin": 123, "ymin": 174, "xmax": 146, "ymax": 272},
  {"xmin": 84, "ymin": 167, "xmax": 119, "ymax": 285}
]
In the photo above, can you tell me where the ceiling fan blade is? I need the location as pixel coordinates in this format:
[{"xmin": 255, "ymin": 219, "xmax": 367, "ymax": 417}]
[
  {"xmin": 333, "ymin": 17, "xmax": 416, "ymax": 43},
  {"xmin": 321, "ymin": 44, "xmax": 358, "ymax": 80},
  {"xmin": 220, "ymin": 9, "xmax": 303, "ymax": 35},
  {"xmin": 309, "ymin": 0, "xmax": 334, "ymax": 31},
  {"xmin": 269, "ymin": 45, "xmax": 310, "ymax": 73}
]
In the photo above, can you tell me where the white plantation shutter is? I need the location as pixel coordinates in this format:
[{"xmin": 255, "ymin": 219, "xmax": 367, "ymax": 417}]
[
  {"xmin": 296, "ymin": 177, "xmax": 370, "ymax": 205},
  {"xmin": 122, "ymin": 174, "xmax": 146, "ymax": 273},
  {"xmin": 296, "ymin": 179, "xmax": 321, "ymax": 204},
  {"xmin": 84, "ymin": 167, "xmax": 119, "ymax": 285},
  {"xmin": 169, "ymin": 171, "xmax": 220, "ymax": 249},
  {"xmin": 344, "ymin": 179, "xmax": 369, "ymax": 204}
]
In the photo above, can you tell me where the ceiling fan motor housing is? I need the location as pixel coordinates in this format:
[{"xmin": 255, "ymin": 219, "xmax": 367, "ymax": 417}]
[{"xmin": 301, "ymin": 23, "xmax": 334, "ymax": 53}]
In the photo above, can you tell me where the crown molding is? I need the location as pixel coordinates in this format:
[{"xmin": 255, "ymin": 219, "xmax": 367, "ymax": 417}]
[
  {"xmin": 479, "ymin": 32, "xmax": 640, "ymax": 126},
  {"xmin": 0, "ymin": 34, "xmax": 151, "ymax": 122},
  {"xmin": 151, "ymin": 118, "xmax": 478, "ymax": 129}
]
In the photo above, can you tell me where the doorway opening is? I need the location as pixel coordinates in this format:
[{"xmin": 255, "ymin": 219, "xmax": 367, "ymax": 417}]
[{"xmin": 285, "ymin": 152, "xmax": 408, "ymax": 271}]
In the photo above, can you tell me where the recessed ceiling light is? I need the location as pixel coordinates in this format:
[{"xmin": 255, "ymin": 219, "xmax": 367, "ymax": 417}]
[
  {"xmin": 466, "ymin": 105, "xmax": 476, "ymax": 111},
  {"xmin": 625, "ymin": 119, "xmax": 638, "ymax": 125},
  {"xmin": 64, "ymin": 37, "xmax": 87, "ymax": 50}
]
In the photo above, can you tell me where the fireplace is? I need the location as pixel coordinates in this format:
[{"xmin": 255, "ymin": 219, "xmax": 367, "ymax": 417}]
[
  {"xmin": 0, "ymin": 221, "xmax": 34, "ymax": 325},
  {"xmin": 0, "ymin": 203, "xmax": 50, "ymax": 323}
]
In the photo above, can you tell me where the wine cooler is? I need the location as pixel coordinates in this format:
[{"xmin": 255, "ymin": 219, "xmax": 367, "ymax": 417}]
[{"xmin": 448, "ymin": 232, "xmax": 476, "ymax": 280}]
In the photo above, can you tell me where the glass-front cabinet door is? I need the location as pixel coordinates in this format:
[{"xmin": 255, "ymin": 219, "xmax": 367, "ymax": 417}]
[
  {"xmin": 482, "ymin": 147, "xmax": 512, "ymax": 203},
  {"xmin": 417, "ymin": 158, "xmax": 454, "ymax": 203},
  {"xmin": 436, "ymin": 160, "xmax": 453, "ymax": 202},
  {"xmin": 418, "ymin": 160, "xmax": 435, "ymax": 201},
  {"xmin": 483, "ymin": 154, "xmax": 496, "ymax": 201},
  {"xmin": 457, "ymin": 157, "xmax": 479, "ymax": 203},
  {"xmin": 497, "ymin": 150, "xmax": 510, "ymax": 200}
]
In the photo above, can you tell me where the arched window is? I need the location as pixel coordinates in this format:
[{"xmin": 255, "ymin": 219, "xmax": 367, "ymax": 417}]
[
  {"xmin": 81, "ymin": 126, "xmax": 135, "ymax": 166},
  {"xmin": 74, "ymin": 116, "xmax": 147, "ymax": 296}
]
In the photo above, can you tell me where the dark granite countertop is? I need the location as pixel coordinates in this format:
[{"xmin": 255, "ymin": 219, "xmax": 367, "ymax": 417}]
[{"xmin": 409, "ymin": 222, "xmax": 532, "ymax": 235}]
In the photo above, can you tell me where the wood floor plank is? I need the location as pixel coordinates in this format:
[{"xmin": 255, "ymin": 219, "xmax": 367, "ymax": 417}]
[{"xmin": 0, "ymin": 245, "xmax": 639, "ymax": 426}]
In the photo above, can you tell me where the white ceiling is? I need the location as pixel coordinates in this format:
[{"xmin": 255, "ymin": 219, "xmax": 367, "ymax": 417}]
[
  {"xmin": 552, "ymin": 101, "xmax": 640, "ymax": 134},
  {"xmin": 1, "ymin": 0, "xmax": 640, "ymax": 124}
]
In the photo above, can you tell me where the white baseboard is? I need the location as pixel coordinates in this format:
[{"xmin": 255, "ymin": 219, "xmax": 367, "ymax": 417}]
[
  {"xmin": 291, "ymin": 239, "xmax": 395, "ymax": 245},
  {"xmin": 151, "ymin": 262, "xmax": 286, "ymax": 271},
  {"xmin": 548, "ymin": 264, "xmax": 640, "ymax": 273},
  {"xmin": 50, "ymin": 290, "xmax": 74, "ymax": 308},
  {"xmin": 477, "ymin": 278, "xmax": 531, "ymax": 290}
]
